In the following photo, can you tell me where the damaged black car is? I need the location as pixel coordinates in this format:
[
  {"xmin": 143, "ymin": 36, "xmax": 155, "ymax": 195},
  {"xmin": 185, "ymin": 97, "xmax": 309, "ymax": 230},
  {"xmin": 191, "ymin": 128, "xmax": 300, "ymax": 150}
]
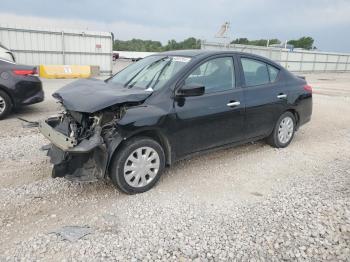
[{"xmin": 39, "ymin": 50, "xmax": 312, "ymax": 194}]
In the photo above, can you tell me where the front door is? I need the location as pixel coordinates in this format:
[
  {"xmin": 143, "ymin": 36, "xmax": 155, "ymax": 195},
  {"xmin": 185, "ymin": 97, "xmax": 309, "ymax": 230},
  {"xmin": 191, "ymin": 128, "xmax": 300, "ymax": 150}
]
[{"xmin": 172, "ymin": 56, "xmax": 245, "ymax": 157}]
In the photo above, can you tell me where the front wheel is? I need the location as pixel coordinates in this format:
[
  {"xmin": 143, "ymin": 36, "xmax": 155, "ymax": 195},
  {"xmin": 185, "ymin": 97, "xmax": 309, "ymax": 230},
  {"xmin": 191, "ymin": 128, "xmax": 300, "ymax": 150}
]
[
  {"xmin": 109, "ymin": 137, "xmax": 165, "ymax": 194},
  {"xmin": 267, "ymin": 112, "xmax": 296, "ymax": 148}
]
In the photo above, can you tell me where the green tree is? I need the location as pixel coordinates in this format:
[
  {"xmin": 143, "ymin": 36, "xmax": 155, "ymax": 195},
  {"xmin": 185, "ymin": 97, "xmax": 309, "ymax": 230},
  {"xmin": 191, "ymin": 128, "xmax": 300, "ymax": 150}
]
[
  {"xmin": 268, "ymin": 39, "xmax": 281, "ymax": 46},
  {"xmin": 163, "ymin": 37, "xmax": 201, "ymax": 51},
  {"xmin": 288, "ymin": 37, "xmax": 314, "ymax": 50},
  {"xmin": 113, "ymin": 37, "xmax": 201, "ymax": 52},
  {"xmin": 231, "ymin": 38, "xmax": 280, "ymax": 46},
  {"xmin": 113, "ymin": 39, "xmax": 163, "ymax": 52},
  {"xmin": 231, "ymin": 38, "xmax": 250, "ymax": 45},
  {"xmin": 231, "ymin": 37, "xmax": 316, "ymax": 49}
]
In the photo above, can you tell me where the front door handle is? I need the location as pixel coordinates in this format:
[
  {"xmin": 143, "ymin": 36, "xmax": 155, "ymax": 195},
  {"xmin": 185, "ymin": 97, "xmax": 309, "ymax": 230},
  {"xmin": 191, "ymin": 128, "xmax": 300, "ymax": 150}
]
[
  {"xmin": 227, "ymin": 101, "xmax": 240, "ymax": 107},
  {"xmin": 277, "ymin": 94, "xmax": 287, "ymax": 99}
]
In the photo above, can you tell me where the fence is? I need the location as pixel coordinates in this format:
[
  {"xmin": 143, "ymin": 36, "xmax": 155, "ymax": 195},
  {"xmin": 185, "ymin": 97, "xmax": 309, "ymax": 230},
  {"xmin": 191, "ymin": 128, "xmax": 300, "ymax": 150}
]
[
  {"xmin": 201, "ymin": 41, "xmax": 350, "ymax": 73},
  {"xmin": 0, "ymin": 25, "xmax": 113, "ymax": 75}
]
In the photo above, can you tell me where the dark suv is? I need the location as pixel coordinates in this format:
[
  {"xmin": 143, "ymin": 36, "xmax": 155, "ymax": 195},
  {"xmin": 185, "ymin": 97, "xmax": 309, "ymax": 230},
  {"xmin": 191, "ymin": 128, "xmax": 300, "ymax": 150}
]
[{"xmin": 39, "ymin": 50, "xmax": 312, "ymax": 194}]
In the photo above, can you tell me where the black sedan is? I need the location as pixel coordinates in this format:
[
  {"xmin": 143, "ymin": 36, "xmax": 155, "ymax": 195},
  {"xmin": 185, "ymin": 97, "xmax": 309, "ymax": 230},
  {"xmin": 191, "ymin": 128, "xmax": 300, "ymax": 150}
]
[
  {"xmin": 39, "ymin": 50, "xmax": 312, "ymax": 194},
  {"xmin": 0, "ymin": 58, "xmax": 44, "ymax": 119}
]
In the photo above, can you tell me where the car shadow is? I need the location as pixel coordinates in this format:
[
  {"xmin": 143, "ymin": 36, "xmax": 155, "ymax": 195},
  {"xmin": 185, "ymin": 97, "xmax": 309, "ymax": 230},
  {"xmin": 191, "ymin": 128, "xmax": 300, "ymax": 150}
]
[
  {"xmin": 53, "ymin": 141, "xmax": 270, "ymax": 197},
  {"xmin": 8, "ymin": 104, "xmax": 59, "ymax": 121}
]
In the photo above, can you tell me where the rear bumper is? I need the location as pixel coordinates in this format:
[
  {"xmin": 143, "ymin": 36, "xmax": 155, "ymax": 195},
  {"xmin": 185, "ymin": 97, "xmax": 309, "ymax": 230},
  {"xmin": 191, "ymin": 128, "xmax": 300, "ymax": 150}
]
[
  {"xmin": 19, "ymin": 89, "xmax": 44, "ymax": 106},
  {"xmin": 13, "ymin": 77, "xmax": 44, "ymax": 107},
  {"xmin": 299, "ymin": 115, "xmax": 311, "ymax": 127},
  {"xmin": 295, "ymin": 95, "xmax": 312, "ymax": 129}
]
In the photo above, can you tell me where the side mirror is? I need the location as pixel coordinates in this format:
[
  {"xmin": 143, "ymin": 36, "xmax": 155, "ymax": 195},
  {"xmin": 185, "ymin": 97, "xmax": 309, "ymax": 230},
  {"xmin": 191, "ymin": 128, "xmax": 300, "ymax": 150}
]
[{"xmin": 177, "ymin": 84, "xmax": 205, "ymax": 97}]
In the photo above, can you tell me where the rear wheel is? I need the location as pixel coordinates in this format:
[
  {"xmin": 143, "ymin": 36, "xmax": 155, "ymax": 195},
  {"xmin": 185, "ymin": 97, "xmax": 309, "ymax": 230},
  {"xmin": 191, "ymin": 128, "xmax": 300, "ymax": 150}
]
[
  {"xmin": 267, "ymin": 112, "xmax": 296, "ymax": 148},
  {"xmin": 109, "ymin": 137, "xmax": 165, "ymax": 194},
  {"xmin": 0, "ymin": 90, "xmax": 12, "ymax": 120}
]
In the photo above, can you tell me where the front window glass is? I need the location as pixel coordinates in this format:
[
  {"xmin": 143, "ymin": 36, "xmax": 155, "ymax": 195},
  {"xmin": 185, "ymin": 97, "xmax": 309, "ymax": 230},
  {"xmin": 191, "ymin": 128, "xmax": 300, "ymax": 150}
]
[
  {"xmin": 185, "ymin": 57, "xmax": 235, "ymax": 93},
  {"xmin": 110, "ymin": 55, "xmax": 190, "ymax": 90}
]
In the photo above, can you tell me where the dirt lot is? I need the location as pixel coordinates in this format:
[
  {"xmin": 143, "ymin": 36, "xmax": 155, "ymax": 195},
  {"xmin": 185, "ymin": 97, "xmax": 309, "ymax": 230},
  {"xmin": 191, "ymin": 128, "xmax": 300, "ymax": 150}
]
[{"xmin": 0, "ymin": 72, "xmax": 349, "ymax": 261}]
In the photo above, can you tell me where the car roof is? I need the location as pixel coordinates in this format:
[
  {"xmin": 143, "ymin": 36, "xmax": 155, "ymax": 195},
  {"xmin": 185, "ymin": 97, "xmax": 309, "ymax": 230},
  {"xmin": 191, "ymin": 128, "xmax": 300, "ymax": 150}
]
[
  {"xmin": 158, "ymin": 49, "xmax": 218, "ymax": 57},
  {"xmin": 154, "ymin": 49, "xmax": 283, "ymax": 69}
]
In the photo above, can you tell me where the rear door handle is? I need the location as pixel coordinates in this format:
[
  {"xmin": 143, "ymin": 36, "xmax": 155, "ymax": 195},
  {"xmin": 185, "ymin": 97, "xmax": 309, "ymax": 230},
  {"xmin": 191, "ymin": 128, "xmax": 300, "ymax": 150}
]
[
  {"xmin": 277, "ymin": 94, "xmax": 287, "ymax": 99},
  {"xmin": 227, "ymin": 101, "xmax": 240, "ymax": 107}
]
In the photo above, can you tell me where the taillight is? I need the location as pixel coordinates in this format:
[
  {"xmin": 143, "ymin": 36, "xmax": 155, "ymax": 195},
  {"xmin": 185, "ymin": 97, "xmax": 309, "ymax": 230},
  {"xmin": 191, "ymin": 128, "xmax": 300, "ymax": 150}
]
[
  {"xmin": 12, "ymin": 69, "xmax": 36, "ymax": 76},
  {"xmin": 303, "ymin": 84, "xmax": 312, "ymax": 93}
]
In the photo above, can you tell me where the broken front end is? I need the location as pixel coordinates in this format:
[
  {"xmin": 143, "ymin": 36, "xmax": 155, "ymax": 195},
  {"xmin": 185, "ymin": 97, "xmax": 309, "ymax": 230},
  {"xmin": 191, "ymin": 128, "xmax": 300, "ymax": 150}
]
[{"xmin": 39, "ymin": 109, "xmax": 124, "ymax": 182}]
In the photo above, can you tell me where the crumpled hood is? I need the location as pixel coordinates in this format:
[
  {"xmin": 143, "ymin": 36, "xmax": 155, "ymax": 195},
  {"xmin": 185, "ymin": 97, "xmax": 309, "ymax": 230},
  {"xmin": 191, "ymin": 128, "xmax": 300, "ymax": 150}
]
[{"xmin": 53, "ymin": 78, "xmax": 152, "ymax": 113}]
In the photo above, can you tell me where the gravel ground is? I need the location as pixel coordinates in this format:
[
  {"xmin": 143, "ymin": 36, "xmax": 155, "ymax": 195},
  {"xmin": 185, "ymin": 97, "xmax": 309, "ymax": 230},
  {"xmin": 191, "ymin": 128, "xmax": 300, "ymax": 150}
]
[{"xmin": 0, "ymin": 72, "xmax": 349, "ymax": 261}]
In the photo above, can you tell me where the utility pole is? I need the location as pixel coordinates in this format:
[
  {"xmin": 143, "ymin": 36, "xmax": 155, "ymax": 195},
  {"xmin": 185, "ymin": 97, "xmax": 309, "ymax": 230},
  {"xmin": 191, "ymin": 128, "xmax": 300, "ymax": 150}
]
[{"xmin": 215, "ymin": 22, "xmax": 232, "ymax": 47}]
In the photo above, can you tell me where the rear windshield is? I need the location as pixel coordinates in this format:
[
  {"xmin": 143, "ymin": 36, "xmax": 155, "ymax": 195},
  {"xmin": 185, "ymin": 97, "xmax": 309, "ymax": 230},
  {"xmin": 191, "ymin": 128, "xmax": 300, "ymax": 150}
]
[
  {"xmin": 0, "ymin": 58, "xmax": 16, "ymax": 65},
  {"xmin": 0, "ymin": 46, "xmax": 15, "ymax": 63}
]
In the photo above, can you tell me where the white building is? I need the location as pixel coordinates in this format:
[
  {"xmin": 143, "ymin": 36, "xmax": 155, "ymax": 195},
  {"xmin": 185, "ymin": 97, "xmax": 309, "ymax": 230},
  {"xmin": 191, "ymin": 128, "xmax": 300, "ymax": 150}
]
[{"xmin": 0, "ymin": 25, "xmax": 113, "ymax": 75}]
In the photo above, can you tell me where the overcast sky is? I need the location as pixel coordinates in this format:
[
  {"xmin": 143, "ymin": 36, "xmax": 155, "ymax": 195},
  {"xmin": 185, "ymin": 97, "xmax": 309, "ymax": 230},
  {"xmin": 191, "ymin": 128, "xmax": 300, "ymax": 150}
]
[{"xmin": 1, "ymin": 0, "xmax": 350, "ymax": 52}]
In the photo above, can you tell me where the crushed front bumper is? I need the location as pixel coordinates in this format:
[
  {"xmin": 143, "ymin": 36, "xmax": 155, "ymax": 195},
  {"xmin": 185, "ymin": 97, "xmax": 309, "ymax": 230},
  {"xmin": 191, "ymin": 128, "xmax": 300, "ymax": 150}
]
[
  {"xmin": 39, "ymin": 117, "xmax": 104, "ymax": 153},
  {"xmin": 38, "ymin": 117, "xmax": 77, "ymax": 151},
  {"xmin": 38, "ymin": 116, "xmax": 108, "ymax": 181}
]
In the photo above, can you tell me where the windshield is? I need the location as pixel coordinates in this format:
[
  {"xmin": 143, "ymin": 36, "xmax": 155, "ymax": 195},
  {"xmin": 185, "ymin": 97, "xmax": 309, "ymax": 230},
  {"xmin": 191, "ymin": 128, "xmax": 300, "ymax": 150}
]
[{"xmin": 109, "ymin": 55, "xmax": 191, "ymax": 91}]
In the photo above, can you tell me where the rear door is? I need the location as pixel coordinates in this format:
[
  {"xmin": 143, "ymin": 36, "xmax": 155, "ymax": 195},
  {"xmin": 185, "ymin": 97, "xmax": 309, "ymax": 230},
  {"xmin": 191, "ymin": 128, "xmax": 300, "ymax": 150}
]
[
  {"xmin": 172, "ymin": 55, "xmax": 245, "ymax": 156},
  {"xmin": 238, "ymin": 56, "xmax": 288, "ymax": 139}
]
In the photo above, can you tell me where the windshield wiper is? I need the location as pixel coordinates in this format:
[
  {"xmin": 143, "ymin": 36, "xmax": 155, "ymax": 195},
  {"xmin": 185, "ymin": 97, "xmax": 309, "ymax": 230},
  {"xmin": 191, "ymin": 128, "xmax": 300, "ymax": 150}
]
[
  {"xmin": 123, "ymin": 67, "xmax": 145, "ymax": 88},
  {"xmin": 148, "ymin": 60, "xmax": 171, "ymax": 90},
  {"xmin": 144, "ymin": 60, "xmax": 171, "ymax": 90},
  {"xmin": 124, "ymin": 57, "xmax": 167, "ymax": 88}
]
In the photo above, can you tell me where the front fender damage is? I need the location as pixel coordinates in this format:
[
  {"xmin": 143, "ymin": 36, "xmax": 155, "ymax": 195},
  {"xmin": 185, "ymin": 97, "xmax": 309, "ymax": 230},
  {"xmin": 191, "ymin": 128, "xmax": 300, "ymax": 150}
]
[
  {"xmin": 40, "ymin": 109, "xmax": 125, "ymax": 182},
  {"xmin": 49, "ymin": 145, "xmax": 109, "ymax": 182}
]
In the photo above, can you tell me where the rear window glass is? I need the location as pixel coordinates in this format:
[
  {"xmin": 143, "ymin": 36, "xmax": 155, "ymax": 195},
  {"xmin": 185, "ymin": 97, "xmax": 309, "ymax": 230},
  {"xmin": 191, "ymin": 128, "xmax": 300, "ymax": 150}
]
[
  {"xmin": 268, "ymin": 65, "xmax": 279, "ymax": 82},
  {"xmin": 241, "ymin": 58, "xmax": 269, "ymax": 86}
]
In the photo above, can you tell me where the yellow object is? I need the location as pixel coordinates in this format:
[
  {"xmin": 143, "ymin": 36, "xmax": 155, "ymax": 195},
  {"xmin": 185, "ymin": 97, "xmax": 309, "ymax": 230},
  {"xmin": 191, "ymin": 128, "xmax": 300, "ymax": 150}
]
[{"xmin": 39, "ymin": 65, "xmax": 91, "ymax": 79}]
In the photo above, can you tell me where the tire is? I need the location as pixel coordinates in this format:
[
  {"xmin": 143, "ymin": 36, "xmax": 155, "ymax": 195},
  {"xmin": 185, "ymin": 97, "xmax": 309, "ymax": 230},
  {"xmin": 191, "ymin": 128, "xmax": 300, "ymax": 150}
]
[
  {"xmin": 0, "ymin": 90, "xmax": 12, "ymax": 120},
  {"xmin": 266, "ymin": 111, "xmax": 296, "ymax": 148},
  {"xmin": 109, "ymin": 137, "xmax": 165, "ymax": 194}
]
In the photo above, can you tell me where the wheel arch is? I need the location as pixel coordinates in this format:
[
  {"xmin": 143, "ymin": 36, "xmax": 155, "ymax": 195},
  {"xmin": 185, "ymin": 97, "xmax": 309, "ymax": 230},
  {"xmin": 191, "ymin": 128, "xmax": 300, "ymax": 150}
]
[
  {"xmin": 286, "ymin": 109, "xmax": 300, "ymax": 129},
  {"xmin": 109, "ymin": 129, "xmax": 173, "ymax": 168},
  {"xmin": 0, "ymin": 84, "xmax": 14, "ymax": 106}
]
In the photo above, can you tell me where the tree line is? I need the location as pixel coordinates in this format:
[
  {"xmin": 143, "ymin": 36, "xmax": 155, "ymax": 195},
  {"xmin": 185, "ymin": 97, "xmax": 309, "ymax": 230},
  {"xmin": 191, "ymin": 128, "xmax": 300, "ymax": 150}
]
[
  {"xmin": 113, "ymin": 37, "xmax": 201, "ymax": 52},
  {"xmin": 113, "ymin": 36, "xmax": 315, "ymax": 52},
  {"xmin": 231, "ymin": 36, "xmax": 315, "ymax": 50}
]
